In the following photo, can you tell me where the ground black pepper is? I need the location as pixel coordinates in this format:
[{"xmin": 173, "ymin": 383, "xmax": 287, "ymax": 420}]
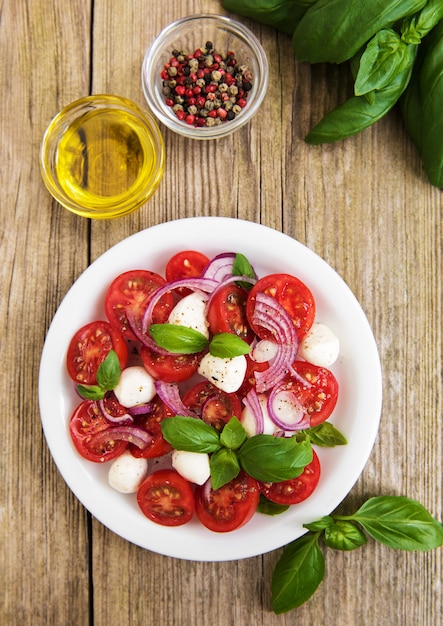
[{"xmin": 160, "ymin": 43, "xmax": 253, "ymax": 127}]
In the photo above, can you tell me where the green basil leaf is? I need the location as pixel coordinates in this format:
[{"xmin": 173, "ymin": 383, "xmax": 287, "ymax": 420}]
[
  {"xmin": 232, "ymin": 252, "xmax": 256, "ymax": 289},
  {"xmin": 96, "ymin": 349, "xmax": 121, "ymax": 391},
  {"xmin": 220, "ymin": 416, "xmax": 247, "ymax": 450},
  {"xmin": 209, "ymin": 448, "xmax": 240, "ymax": 490},
  {"xmin": 209, "ymin": 332, "xmax": 250, "ymax": 358},
  {"xmin": 161, "ymin": 416, "xmax": 221, "ymax": 453},
  {"xmin": 271, "ymin": 532, "xmax": 325, "ymax": 614},
  {"xmin": 149, "ymin": 324, "xmax": 209, "ymax": 354},
  {"xmin": 323, "ymin": 520, "xmax": 367, "ymax": 551},
  {"xmin": 304, "ymin": 515, "xmax": 334, "ymax": 532},
  {"xmin": 355, "ymin": 30, "xmax": 410, "ymax": 98},
  {"xmin": 257, "ymin": 494, "xmax": 290, "ymax": 516},
  {"xmin": 221, "ymin": 0, "xmax": 316, "ymax": 37},
  {"xmin": 306, "ymin": 44, "xmax": 417, "ymax": 144},
  {"xmin": 76, "ymin": 384, "xmax": 105, "ymax": 400},
  {"xmin": 238, "ymin": 435, "xmax": 313, "ymax": 482},
  {"xmin": 292, "ymin": 0, "xmax": 427, "ymax": 64},
  {"xmin": 344, "ymin": 496, "xmax": 443, "ymax": 551},
  {"xmin": 401, "ymin": 0, "xmax": 443, "ymax": 44},
  {"xmin": 302, "ymin": 422, "xmax": 348, "ymax": 447}
]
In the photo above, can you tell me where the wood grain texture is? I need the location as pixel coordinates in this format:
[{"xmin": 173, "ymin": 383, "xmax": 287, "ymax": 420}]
[{"xmin": 1, "ymin": 0, "xmax": 442, "ymax": 624}]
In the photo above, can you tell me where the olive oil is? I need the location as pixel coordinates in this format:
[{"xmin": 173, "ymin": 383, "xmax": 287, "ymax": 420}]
[
  {"xmin": 55, "ymin": 108, "xmax": 157, "ymax": 210},
  {"xmin": 40, "ymin": 95, "xmax": 165, "ymax": 218}
]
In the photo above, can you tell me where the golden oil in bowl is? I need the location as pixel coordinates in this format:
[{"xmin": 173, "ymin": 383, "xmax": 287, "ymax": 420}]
[{"xmin": 40, "ymin": 95, "xmax": 165, "ymax": 219}]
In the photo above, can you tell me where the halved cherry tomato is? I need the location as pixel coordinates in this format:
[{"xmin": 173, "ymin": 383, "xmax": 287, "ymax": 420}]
[
  {"xmin": 66, "ymin": 320, "xmax": 128, "ymax": 385},
  {"xmin": 194, "ymin": 472, "xmax": 260, "ymax": 532},
  {"xmin": 165, "ymin": 250, "xmax": 210, "ymax": 282},
  {"xmin": 137, "ymin": 469, "xmax": 194, "ymax": 527},
  {"xmin": 207, "ymin": 283, "xmax": 255, "ymax": 343},
  {"xmin": 258, "ymin": 450, "xmax": 321, "ymax": 505},
  {"xmin": 130, "ymin": 397, "xmax": 173, "ymax": 459},
  {"xmin": 69, "ymin": 400, "xmax": 127, "ymax": 463},
  {"xmin": 284, "ymin": 361, "xmax": 339, "ymax": 427},
  {"xmin": 183, "ymin": 381, "xmax": 242, "ymax": 432},
  {"xmin": 140, "ymin": 345, "xmax": 201, "ymax": 383},
  {"xmin": 104, "ymin": 270, "xmax": 174, "ymax": 341},
  {"xmin": 101, "ymin": 391, "xmax": 131, "ymax": 421},
  {"xmin": 246, "ymin": 273, "xmax": 315, "ymax": 341}
]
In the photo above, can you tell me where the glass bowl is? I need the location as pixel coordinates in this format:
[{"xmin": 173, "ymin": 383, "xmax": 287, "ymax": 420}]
[
  {"xmin": 40, "ymin": 95, "xmax": 165, "ymax": 219},
  {"xmin": 141, "ymin": 14, "xmax": 269, "ymax": 139}
]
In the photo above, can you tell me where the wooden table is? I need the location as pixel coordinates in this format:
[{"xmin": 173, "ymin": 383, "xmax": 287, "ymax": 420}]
[{"xmin": 2, "ymin": 1, "xmax": 442, "ymax": 624}]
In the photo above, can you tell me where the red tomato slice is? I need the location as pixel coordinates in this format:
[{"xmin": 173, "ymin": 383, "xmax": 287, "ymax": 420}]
[
  {"xmin": 258, "ymin": 450, "xmax": 321, "ymax": 505},
  {"xmin": 66, "ymin": 320, "xmax": 128, "ymax": 385},
  {"xmin": 207, "ymin": 283, "xmax": 255, "ymax": 343},
  {"xmin": 165, "ymin": 250, "xmax": 210, "ymax": 283},
  {"xmin": 137, "ymin": 469, "xmax": 195, "ymax": 526},
  {"xmin": 140, "ymin": 345, "xmax": 201, "ymax": 383},
  {"xmin": 130, "ymin": 397, "xmax": 173, "ymax": 459},
  {"xmin": 285, "ymin": 361, "xmax": 339, "ymax": 426},
  {"xmin": 194, "ymin": 472, "xmax": 260, "ymax": 532},
  {"xmin": 69, "ymin": 400, "xmax": 127, "ymax": 463},
  {"xmin": 183, "ymin": 381, "xmax": 242, "ymax": 432},
  {"xmin": 104, "ymin": 270, "xmax": 174, "ymax": 341},
  {"xmin": 246, "ymin": 273, "xmax": 315, "ymax": 341}
]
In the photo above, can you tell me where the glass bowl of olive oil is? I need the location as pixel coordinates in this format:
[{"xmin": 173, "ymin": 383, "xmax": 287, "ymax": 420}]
[{"xmin": 40, "ymin": 95, "xmax": 165, "ymax": 219}]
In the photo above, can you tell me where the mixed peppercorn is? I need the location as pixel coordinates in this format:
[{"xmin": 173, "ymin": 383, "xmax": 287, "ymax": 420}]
[{"xmin": 160, "ymin": 41, "xmax": 253, "ymax": 127}]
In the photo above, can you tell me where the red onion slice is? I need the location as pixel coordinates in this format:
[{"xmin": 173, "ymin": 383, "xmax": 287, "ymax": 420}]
[
  {"xmin": 87, "ymin": 425, "xmax": 153, "ymax": 451},
  {"xmin": 128, "ymin": 403, "xmax": 155, "ymax": 416},
  {"xmin": 154, "ymin": 380, "xmax": 198, "ymax": 417},
  {"xmin": 251, "ymin": 291, "xmax": 299, "ymax": 392},
  {"xmin": 202, "ymin": 252, "xmax": 237, "ymax": 282},
  {"xmin": 242, "ymin": 388, "xmax": 265, "ymax": 434},
  {"xmin": 267, "ymin": 384, "xmax": 310, "ymax": 431},
  {"xmin": 141, "ymin": 277, "xmax": 218, "ymax": 333}
]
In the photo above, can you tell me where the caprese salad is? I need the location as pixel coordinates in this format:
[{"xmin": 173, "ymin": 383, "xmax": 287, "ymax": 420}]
[{"xmin": 66, "ymin": 250, "xmax": 346, "ymax": 533}]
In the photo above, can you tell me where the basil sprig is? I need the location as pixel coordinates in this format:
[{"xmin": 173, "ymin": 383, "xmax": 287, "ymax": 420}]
[
  {"xmin": 271, "ymin": 496, "xmax": 443, "ymax": 614},
  {"xmin": 161, "ymin": 416, "xmax": 313, "ymax": 491},
  {"xmin": 76, "ymin": 349, "xmax": 121, "ymax": 400},
  {"xmin": 149, "ymin": 324, "xmax": 250, "ymax": 358}
]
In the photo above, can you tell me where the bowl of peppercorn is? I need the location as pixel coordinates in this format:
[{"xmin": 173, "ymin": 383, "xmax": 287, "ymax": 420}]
[{"xmin": 141, "ymin": 14, "xmax": 269, "ymax": 139}]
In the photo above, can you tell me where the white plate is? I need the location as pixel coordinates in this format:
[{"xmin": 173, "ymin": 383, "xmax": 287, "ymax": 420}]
[{"xmin": 39, "ymin": 217, "xmax": 382, "ymax": 562}]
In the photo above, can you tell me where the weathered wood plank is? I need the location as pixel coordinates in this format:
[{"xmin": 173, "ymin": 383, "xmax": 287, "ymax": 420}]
[{"xmin": 2, "ymin": 0, "xmax": 442, "ymax": 624}]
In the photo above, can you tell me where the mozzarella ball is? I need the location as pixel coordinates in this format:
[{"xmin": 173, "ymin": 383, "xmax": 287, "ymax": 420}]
[
  {"xmin": 108, "ymin": 451, "xmax": 148, "ymax": 494},
  {"xmin": 113, "ymin": 366, "xmax": 156, "ymax": 408},
  {"xmin": 168, "ymin": 292, "xmax": 209, "ymax": 338},
  {"xmin": 172, "ymin": 450, "xmax": 211, "ymax": 485},
  {"xmin": 198, "ymin": 353, "xmax": 247, "ymax": 393},
  {"xmin": 299, "ymin": 322, "xmax": 340, "ymax": 367}
]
